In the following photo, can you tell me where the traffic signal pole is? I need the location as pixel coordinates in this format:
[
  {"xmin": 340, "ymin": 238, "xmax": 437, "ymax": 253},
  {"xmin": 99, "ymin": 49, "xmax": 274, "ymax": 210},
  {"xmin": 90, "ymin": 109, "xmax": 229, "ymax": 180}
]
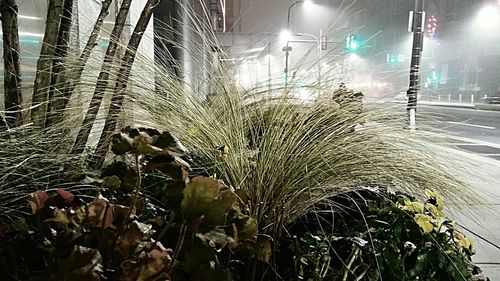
[{"xmin": 407, "ymin": 0, "xmax": 425, "ymax": 132}]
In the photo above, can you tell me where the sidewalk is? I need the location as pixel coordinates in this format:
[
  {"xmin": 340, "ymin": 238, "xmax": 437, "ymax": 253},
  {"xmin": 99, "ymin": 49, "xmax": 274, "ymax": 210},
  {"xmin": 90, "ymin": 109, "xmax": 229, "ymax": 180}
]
[{"xmin": 427, "ymin": 144, "xmax": 500, "ymax": 279}]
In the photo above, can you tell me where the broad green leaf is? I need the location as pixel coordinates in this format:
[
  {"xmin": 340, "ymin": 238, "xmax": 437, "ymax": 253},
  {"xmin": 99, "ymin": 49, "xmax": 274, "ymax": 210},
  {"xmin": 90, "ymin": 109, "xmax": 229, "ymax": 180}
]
[
  {"xmin": 102, "ymin": 161, "xmax": 138, "ymax": 192},
  {"xmin": 101, "ymin": 175, "xmax": 121, "ymax": 189},
  {"xmin": 181, "ymin": 177, "xmax": 237, "ymax": 230},
  {"xmin": 183, "ymin": 244, "xmax": 217, "ymax": 274},
  {"xmin": 255, "ymin": 235, "xmax": 273, "ymax": 263},
  {"xmin": 238, "ymin": 217, "xmax": 258, "ymax": 240}
]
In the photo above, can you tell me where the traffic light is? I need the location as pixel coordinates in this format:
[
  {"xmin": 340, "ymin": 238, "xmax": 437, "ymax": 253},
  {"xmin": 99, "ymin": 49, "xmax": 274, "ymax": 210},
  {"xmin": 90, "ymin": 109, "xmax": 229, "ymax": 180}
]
[
  {"xmin": 427, "ymin": 70, "xmax": 440, "ymax": 84},
  {"xmin": 345, "ymin": 35, "xmax": 361, "ymax": 52},
  {"xmin": 387, "ymin": 54, "xmax": 398, "ymax": 64},
  {"xmin": 431, "ymin": 70, "xmax": 439, "ymax": 82},
  {"xmin": 386, "ymin": 53, "xmax": 404, "ymax": 64},
  {"xmin": 426, "ymin": 15, "xmax": 438, "ymax": 39}
]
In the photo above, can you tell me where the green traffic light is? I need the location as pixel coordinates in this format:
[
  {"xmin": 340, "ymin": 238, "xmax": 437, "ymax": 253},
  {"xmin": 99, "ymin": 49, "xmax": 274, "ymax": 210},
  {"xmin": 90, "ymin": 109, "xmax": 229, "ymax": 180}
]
[
  {"xmin": 345, "ymin": 35, "xmax": 361, "ymax": 52},
  {"xmin": 349, "ymin": 40, "xmax": 359, "ymax": 50}
]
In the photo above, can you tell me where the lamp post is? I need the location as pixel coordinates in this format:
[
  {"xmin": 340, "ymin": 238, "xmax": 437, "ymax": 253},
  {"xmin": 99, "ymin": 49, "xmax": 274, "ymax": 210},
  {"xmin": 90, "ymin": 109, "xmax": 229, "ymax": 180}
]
[
  {"xmin": 284, "ymin": 0, "xmax": 310, "ymax": 85},
  {"xmin": 290, "ymin": 32, "xmax": 323, "ymax": 87}
]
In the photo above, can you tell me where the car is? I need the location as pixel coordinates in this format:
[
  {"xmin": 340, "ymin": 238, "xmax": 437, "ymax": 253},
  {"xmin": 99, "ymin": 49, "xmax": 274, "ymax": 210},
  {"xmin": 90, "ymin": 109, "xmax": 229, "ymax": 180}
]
[{"xmin": 482, "ymin": 97, "xmax": 500, "ymax": 104}]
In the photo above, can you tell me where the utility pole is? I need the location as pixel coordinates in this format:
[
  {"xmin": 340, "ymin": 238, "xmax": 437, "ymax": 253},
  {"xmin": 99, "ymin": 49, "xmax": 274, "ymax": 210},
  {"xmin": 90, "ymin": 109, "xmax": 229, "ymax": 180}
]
[{"xmin": 407, "ymin": 0, "xmax": 425, "ymax": 132}]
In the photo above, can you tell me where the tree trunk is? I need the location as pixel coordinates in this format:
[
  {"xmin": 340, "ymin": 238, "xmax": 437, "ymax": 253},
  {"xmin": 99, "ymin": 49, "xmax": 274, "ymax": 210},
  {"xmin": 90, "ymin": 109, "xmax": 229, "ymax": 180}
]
[
  {"xmin": 45, "ymin": 0, "xmax": 73, "ymax": 127},
  {"xmin": 91, "ymin": 0, "xmax": 160, "ymax": 167},
  {"xmin": 0, "ymin": 0, "xmax": 23, "ymax": 129},
  {"xmin": 71, "ymin": 0, "xmax": 132, "ymax": 155},
  {"xmin": 31, "ymin": 0, "xmax": 65, "ymax": 129},
  {"xmin": 50, "ymin": 0, "xmax": 113, "ymax": 124}
]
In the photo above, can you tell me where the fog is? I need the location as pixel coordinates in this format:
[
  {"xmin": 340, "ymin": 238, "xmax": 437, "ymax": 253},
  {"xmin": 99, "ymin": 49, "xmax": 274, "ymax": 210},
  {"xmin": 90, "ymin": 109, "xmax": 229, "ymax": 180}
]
[{"xmin": 222, "ymin": 0, "xmax": 500, "ymax": 101}]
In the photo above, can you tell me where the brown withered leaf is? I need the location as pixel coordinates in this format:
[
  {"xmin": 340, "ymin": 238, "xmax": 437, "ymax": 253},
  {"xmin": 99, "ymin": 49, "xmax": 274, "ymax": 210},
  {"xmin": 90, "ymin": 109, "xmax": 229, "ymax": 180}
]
[
  {"xmin": 133, "ymin": 135, "xmax": 164, "ymax": 155},
  {"xmin": 87, "ymin": 194, "xmax": 132, "ymax": 229},
  {"xmin": 54, "ymin": 246, "xmax": 103, "ymax": 281},
  {"xmin": 56, "ymin": 188, "xmax": 75, "ymax": 204},
  {"xmin": 116, "ymin": 221, "xmax": 146, "ymax": 258},
  {"xmin": 144, "ymin": 155, "xmax": 190, "ymax": 182},
  {"xmin": 87, "ymin": 194, "xmax": 113, "ymax": 229},
  {"xmin": 121, "ymin": 242, "xmax": 171, "ymax": 281},
  {"xmin": 111, "ymin": 127, "xmax": 189, "ymax": 158},
  {"xmin": 27, "ymin": 190, "xmax": 49, "ymax": 214}
]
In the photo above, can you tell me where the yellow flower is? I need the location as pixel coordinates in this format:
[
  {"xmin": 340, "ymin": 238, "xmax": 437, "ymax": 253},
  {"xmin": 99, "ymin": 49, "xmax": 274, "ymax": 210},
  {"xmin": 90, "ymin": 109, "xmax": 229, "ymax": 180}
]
[
  {"xmin": 414, "ymin": 214, "xmax": 434, "ymax": 233},
  {"xmin": 425, "ymin": 189, "xmax": 444, "ymax": 211},
  {"xmin": 456, "ymin": 232, "xmax": 475, "ymax": 253},
  {"xmin": 426, "ymin": 203, "xmax": 445, "ymax": 218},
  {"xmin": 403, "ymin": 201, "xmax": 425, "ymax": 214}
]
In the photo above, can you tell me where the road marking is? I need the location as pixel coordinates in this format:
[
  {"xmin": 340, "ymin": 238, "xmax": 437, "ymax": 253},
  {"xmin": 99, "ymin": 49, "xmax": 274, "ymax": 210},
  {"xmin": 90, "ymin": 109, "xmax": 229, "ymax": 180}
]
[
  {"xmin": 425, "ymin": 133, "xmax": 500, "ymax": 150},
  {"xmin": 446, "ymin": 121, "xmax": 496, "ymax": 130},
  {"xmin": 439, "ymin": 143, "xmax": 494, "ymax": 146},
  {"xmin": 477, "ymin": 154, "xmax": 500, "ymax": 157}
]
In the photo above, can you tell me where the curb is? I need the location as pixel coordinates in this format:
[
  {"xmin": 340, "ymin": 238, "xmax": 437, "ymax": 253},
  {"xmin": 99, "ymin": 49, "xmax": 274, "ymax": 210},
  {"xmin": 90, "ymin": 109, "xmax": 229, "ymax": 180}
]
[
  {"xmin": 390, "ymin": 100, "xmax": 500, "ymax": 111},
  {"xmin": 474, "ymin": 104, "xmax": 500, "ymax": 112},
  {"xmin": 417, "ymin": 101, "xmax": 475, "ymax": 109}
]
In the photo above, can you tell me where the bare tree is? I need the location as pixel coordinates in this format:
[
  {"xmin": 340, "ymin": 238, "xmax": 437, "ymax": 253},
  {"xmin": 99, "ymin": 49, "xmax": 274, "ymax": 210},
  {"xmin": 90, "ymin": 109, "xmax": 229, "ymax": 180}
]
[
  {"xmin": 71, "ymin": 0, "xmax": 132, "ymax": 154},
  {"xmin": 0, "ymin": 0, "xmax": 23, "ymax": 129},
  {"xmin": 45, "ymin": 0, "xmax": 74, "ymax": 126},
  {"xmin": 91, "ymin": 0, "xmax": 161, "ymax": 167},
  {"xmin": 31, "ymin": 0, "xmax": 66, "ymax": 129},
  {"xmin": 48, "ymin": 0, "xmax": 113, "ymax": 124}
]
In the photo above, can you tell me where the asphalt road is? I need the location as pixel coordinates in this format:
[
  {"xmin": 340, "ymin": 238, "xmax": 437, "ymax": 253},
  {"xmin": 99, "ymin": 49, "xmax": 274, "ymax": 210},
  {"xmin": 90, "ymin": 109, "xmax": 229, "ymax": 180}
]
[{"xmin": 417, "ymin": 105, "xmax": 500, "ymax": 160}]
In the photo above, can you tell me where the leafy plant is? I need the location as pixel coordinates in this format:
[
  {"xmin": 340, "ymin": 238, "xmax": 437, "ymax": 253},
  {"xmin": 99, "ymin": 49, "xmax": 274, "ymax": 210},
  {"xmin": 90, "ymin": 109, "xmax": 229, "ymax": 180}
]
[
  {"xmin": 280, "ymin": 188, "xmax": 490, "ymax": 281},
  {"xmin": 0, "ymin": 127, "xmax": 262, "ymax": 281}
]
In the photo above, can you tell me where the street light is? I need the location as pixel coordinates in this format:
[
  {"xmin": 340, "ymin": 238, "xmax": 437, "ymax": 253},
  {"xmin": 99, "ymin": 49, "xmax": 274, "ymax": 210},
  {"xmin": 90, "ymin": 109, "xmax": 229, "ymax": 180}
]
[
  {"xmin": 290, "ymin": 32, "xmax": 324, "ymax": 87},
  {"xmin": 284, "ymin": 0, "xmax": 313, "ymax": 85},
  {"xmin": 475, "ymin": 4, "xmax": 500, "ymax": 30}
]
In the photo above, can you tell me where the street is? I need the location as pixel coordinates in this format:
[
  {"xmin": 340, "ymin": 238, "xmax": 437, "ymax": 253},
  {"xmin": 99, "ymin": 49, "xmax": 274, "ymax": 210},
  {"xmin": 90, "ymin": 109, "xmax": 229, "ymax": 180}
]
[{"xmin": 419, "ymin": 105, "xmax": 500, "ymax": 161}]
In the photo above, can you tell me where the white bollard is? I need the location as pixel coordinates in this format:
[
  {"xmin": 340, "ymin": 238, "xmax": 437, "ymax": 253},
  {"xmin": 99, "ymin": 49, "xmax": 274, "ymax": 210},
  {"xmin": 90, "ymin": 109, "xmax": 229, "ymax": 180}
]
[
  {"xmin": 459, "ymin": 94, "xmax": 462, "ymax": 103},
  {"xmin": 471, "ymin": 95, "xmax": 474, "ymax": 104},
  {"xmin": 409, "ymin": 108, "xmax": 416, "ymax": 133},
  {"xmin": 448, "ymin": 94, "xmax": 451, "ymax": 102},
  {"xmin": 438, "ymin": 94, "xmax": 441, "ymax": 101}
]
